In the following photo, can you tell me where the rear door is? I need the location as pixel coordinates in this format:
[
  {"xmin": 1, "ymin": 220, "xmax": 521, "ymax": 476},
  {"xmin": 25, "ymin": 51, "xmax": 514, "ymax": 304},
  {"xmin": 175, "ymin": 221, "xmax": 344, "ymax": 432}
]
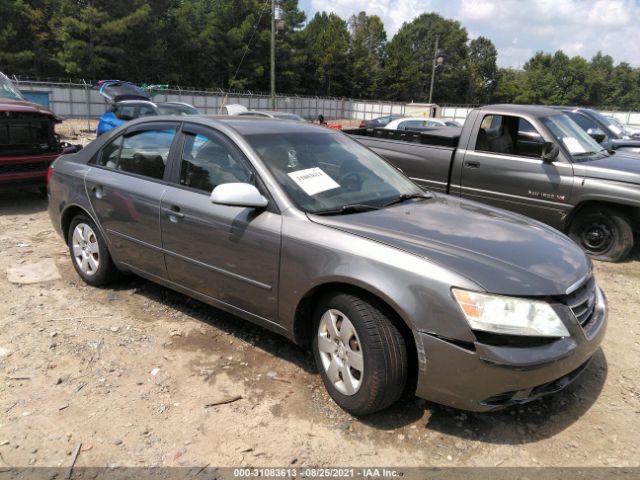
[
  {"xmin": 160, "ymin": 124, "xmax": 282, "ymax": 322},
  {"xmin": 459, "ymin": 114, "xmax": 574, "ymax": 228},
  {"xmin": 85, "ymin": 121, "xmax": 179, "ymax": 278}
]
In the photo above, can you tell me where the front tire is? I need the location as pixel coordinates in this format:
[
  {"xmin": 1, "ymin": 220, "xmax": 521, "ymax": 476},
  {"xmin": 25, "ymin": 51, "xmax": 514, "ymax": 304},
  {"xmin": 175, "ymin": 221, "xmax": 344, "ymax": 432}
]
[
  {"xmin": 68, "ymin": 215, "xmax": 119, "ymax": 285},
  {"xmin": 312, "ymin": 292, "xmax": 407, "ymax": 416},
  {"xmin": 568, "ymin": 206, "xmax": 634, "ymax": 262}
]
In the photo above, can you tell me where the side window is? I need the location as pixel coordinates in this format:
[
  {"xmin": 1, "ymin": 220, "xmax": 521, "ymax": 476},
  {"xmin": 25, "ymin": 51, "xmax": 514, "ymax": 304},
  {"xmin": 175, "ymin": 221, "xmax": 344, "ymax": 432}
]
[
  {"xmin": 114, "ymin": 105, "xmax": 135, "ymax": 121},
  {"xmin": 116, "ymin": 129, "xmax": 176, "ymax": 180},
  {"xmin": 566, "ymin": 112, "xmax": 598, "ymax": 132},
  {"xmin": 96, "ymin": 136, "xmax": 123, "ymax": 168},
  {"xmin": 137, "ymin": 105, "xmax": 157, "ymax": 117},
  {"xmin": 399, "ymin": 120, "xmax": 424, "ymax": 130},
  {"xmin": 516, "ymin": 119, "xmax": 545, "ymax": 157},
  {"xmin": 475, "ymin": 115, "xmax": 520, "ymax": 156},
  {"xmin": 179, "ymin": 132, "xmax": 250, "ymax": 192}
]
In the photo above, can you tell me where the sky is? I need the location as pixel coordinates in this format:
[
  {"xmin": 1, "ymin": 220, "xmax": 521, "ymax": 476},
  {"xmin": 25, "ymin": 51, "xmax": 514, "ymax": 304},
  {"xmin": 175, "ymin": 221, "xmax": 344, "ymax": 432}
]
[{"xmin": 298, "ymin": 0, "xmax": 640, "ymax": 69}]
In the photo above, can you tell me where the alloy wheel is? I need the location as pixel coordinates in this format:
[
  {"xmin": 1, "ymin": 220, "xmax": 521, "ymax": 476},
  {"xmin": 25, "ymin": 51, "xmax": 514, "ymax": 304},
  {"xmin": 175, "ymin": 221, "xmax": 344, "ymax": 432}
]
[
  {"xmin": 317, "ymin": 309, "xmax": 364, "ymax": 396},
  {"xmin": 71, "ymin": 222, "xmax": 100, "ymax": 276}
]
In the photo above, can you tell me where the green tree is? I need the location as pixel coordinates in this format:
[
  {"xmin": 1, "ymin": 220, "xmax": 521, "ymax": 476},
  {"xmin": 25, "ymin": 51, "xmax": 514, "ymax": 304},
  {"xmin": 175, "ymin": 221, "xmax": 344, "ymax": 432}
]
[
  {"xmin": 0, "ymin": 0, "xmax": 61, "ymax": 75},
  {"xmin": 468, "ymin": 36, "xmax": 497, "ymax": 103},
  {"xmin": 347, "ymin": 12, "xmax": 387, "ymax": 98},
  {"xmin": 50, "ymin": 0, "xmax": 153, "ymax": 78},
  {"xmin": 383, "ymin": 13, "xmax": 470, "ymax": 103},
  {"xmin": 301, "ymin": 12, "xmax": 350, "ymax": 96},
  {"xmin": 492, "ymin": 68, "xmax": 528, "ymax": 103}
]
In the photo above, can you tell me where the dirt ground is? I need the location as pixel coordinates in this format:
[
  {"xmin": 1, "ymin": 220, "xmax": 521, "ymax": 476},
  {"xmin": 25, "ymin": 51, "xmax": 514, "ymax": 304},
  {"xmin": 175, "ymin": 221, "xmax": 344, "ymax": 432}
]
[{"xmin": 0, "ymin": 123, "xmax": 639, "ymax": 468}]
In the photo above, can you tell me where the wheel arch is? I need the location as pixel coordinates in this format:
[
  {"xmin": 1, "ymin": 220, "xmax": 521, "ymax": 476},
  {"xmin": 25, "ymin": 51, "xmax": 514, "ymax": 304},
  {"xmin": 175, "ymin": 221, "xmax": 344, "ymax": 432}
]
[
  {"xmin": 564, "ymin": 200, "xmax": 640, "ymax": 233},
  {"xmin": 291, "ymin": 282, "xmax": 418, "ymax": 387},
  {"xmin": 60, "ymin": 204, "xmax": 100, "ymax": 243}
]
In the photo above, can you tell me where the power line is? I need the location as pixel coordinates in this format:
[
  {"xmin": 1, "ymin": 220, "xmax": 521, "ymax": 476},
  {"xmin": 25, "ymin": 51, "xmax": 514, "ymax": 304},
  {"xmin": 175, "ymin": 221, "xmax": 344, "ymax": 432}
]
[{"xmin": 231, "ymin": 0, "xmax": 271, "ymax": 84}]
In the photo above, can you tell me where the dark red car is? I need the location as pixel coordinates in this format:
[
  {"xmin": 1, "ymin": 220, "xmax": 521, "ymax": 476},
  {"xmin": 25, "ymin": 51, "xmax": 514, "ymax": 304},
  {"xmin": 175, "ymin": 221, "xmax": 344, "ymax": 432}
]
[{"xmin": 0, "ymin": 73, "xmax": 78, "ymax": 190}]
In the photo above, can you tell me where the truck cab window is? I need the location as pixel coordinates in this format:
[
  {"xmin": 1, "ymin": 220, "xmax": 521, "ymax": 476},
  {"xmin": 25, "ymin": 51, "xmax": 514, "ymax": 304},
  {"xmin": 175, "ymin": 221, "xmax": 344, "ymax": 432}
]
[{"xmin": 476, "ymin": 115, "xmax": 544, "ymax": 158}]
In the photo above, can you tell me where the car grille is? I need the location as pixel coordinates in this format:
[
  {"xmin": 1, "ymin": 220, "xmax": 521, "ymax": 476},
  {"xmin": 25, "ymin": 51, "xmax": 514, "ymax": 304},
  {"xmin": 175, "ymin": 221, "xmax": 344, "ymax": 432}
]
[
  {"xmin": 563, "ymin": 276, "xmax": 597, "ymax": 329},
  {"xmin": 0, "ymin": 160, "xmax": 52, "ymax": 175}
]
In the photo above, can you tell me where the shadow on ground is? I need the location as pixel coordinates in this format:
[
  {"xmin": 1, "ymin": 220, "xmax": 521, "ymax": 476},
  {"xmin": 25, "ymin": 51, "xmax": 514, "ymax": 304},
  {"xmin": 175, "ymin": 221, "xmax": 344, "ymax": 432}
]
[
  {"xmin": 0, "ymin": 187, "xmax": 47, "ymax": 215},
  {"xmin": 108, "ymin": 276, "xmax": 317, "ymax": 375}
]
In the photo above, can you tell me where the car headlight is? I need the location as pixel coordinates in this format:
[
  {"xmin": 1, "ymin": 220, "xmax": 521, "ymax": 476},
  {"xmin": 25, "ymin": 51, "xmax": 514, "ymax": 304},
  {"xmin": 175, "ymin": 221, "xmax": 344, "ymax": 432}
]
[{"xmin": 452, "ymin": 289, "xmax": 569, "ymax": 338}]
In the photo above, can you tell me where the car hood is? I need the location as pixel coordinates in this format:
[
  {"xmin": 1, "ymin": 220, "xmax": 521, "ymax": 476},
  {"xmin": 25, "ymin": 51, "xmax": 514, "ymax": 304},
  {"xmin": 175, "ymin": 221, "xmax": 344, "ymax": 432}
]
[
  {"xmin": 573, "ymin": 151, "xmax": 640, "ymax": 185},
  {"xmin": 309, "ymin": 195, "xmax": 590, "ymax": 296},
  {"xmin": 0, "ymin": 98, "xmax": 57, "ymax": 118}
]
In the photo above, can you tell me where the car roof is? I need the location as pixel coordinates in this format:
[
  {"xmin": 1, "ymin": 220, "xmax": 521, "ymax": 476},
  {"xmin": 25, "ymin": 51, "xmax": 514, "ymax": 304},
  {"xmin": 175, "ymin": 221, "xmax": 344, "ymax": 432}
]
[
  {"xmin": 119, "ymin": 114, "xmax": 332, "ymax": 136},
  {"xmin": 385, "ymin": 117, "xmax": 436, "ymax": 127},
  {"xmin": 479, "ymin": 104, "xmax": 563, "ymax": 118}
]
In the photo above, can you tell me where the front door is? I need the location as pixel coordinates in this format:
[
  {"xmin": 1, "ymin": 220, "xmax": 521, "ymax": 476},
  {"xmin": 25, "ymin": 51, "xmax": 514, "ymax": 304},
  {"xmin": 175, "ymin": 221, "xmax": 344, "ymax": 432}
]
[
  {"xmin": 160, "ymin": 125, "xmax": 282, "ymax": 322},
  {"xmin": 85, "ymin": 122, "xmax": 179, "ymax": 278},
  {"xmin": 459, "ymin": 114, "xmax": 574, "ymax": 229}
]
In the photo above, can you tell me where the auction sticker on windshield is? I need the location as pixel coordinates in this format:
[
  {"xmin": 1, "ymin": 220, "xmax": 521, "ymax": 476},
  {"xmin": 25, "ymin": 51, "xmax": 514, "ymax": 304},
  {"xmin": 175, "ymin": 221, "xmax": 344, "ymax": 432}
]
[
  {"xmin": 288, "ymin": 167, "xmax": 340, "ymax": 195},
  {"xmin": 562, "ymin": 137, "xmax": 586, "ymax": 154}
]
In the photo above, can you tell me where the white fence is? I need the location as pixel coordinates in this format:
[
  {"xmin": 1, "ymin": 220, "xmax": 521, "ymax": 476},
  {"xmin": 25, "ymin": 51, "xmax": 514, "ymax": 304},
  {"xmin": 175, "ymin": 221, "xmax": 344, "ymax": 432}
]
[{"xmin": 13, "ymin": 78, "xmax": 406, "ymax": 121}]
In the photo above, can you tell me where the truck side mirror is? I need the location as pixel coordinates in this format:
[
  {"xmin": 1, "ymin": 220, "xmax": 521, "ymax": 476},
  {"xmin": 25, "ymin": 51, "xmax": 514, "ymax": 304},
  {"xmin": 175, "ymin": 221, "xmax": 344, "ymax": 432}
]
[
  {"xmin": 542, "ymin": 141, "xmax": 559, "ymax": 162},
  {"xmin": 587, "ymin": 128, "xmax": 606, "ymax": 143}
]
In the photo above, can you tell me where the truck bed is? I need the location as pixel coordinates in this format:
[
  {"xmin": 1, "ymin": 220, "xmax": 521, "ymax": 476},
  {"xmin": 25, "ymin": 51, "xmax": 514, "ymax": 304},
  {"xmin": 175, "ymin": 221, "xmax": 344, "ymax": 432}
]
[{"xmin": 344, "ymin": 127, "xmax": 457, "ymax": 193}]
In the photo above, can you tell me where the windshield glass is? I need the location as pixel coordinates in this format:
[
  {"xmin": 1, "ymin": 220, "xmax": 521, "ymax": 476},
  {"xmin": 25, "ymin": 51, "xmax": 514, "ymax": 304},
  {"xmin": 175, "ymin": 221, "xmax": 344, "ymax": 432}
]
[
  {"xmin": 0, "ymin": 74, "xmax": 24, "ymax": 100},
  {"xmin": 158, "ymin": 104, "xmax": 199, "ymax": 115},
  {"xmin": 605, "ymin": 116, "xmax": 631, "ymax": 138},
  {"xmin": 245, "ymin": 131, "xmax": 422, "ymax": 214},
  {"xmin": 542, "ymin": 114, "xmax": 606, "ymax": 159}
]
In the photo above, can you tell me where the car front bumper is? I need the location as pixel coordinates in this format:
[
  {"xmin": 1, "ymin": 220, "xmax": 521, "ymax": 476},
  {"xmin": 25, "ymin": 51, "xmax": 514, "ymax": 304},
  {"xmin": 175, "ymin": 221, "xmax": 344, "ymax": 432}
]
[{"xmin": 413, "ymin": 286, "xmax": 607, "ymax": 412}]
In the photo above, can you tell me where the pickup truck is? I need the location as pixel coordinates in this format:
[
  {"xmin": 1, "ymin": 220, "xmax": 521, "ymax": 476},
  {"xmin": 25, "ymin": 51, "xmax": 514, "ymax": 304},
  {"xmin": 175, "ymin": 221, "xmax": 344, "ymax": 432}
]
[
  {"xmin": 0, "ymin": 72, "xmax": 79, "ymax": 191},
  {"xmin": 346, "ymin": 104, "xmax": 640, "ymax": 262}
]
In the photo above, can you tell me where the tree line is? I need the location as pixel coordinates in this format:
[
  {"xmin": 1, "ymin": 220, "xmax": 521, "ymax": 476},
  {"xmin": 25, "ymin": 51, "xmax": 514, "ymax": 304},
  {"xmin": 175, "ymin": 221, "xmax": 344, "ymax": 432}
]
[{"xmin": 2, "ymin": 0, "xmax": 640, "ymax": 108}]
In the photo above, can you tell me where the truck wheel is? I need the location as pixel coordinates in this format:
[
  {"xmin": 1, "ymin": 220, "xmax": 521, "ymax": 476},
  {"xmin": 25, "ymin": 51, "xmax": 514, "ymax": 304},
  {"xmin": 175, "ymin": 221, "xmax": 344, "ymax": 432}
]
[
  {"xmin": 569, "ymin": 206, "xmax": 634, "ymax": 262},
  {"xmin": 68, "ymin": 214, "xmax": 119, "ymax": 285},
  {"xmin": 312, "ymin": 292, "xmax": 407, "ymax": 416}
]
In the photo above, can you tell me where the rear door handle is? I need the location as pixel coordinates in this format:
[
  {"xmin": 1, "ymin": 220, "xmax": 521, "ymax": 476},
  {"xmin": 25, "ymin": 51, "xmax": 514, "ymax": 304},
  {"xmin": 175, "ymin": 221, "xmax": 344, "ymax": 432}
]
[
  {"xmin": 91, "ymin": 184, "xmax": 105, "ymax": 199},
  {"xmin": 162, "ymin": 206, "xmax": 185, "ymax": 220},
  {"xmin": 464, "ymin": 160, "xmax": 480, "ymax": 168}
]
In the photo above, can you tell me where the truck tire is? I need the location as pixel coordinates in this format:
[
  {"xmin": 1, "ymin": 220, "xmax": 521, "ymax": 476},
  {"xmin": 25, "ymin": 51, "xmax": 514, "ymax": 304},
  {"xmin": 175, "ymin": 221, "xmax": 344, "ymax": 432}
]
[
  {"xmin": 569, "ymin": 206, "xmax": 634, "ymax": 262},
  {"xmin": 68, "ymin": 214, "xmax": 120, "ymax": 285},
  {"xmin": 312, "ymin": 292, "xmax": 407, "ymax": 416}
]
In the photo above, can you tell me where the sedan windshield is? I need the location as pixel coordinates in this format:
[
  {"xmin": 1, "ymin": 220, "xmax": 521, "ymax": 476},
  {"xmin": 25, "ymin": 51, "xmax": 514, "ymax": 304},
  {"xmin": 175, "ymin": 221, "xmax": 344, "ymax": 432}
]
[
  {"xmin": 542, "ymin": 114, "xmax": 606, "ymax": 160},
  {"xmin": 0, "ymin": 73, "xmax": 24, "ymax": 100},
  {"xmin": 245, "ymin": 131, "xmax": 423, "ymax": 214}
]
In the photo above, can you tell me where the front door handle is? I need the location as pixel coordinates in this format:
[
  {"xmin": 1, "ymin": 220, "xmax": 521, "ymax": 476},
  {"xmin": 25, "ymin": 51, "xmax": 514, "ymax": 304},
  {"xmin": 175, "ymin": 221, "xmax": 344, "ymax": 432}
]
[
  {"xmin": 464, "ymin": 160, "xmax": 480, "ymax": 168},
  {"xmin": 162, "ymin": 206, "xmax": 185, "ymax": 221}
]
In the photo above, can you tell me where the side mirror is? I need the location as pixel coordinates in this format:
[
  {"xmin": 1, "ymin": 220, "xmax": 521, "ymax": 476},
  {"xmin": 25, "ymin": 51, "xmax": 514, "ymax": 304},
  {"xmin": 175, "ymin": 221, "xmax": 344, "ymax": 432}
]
[
  {"xmin": 587, "ymin": 128, "xmax": 606, "ymax": 143},
  {"xmin": 542, "ymin": 141, "xmax": 560, "ymax": 162},
  {"xmin": 210, "ymin": 183, "xmax": 268, "ymax": 209}
]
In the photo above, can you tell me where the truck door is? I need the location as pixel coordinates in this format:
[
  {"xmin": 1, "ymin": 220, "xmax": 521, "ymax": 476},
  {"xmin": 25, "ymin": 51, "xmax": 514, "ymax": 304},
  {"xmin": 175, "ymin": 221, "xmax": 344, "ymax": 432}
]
[{"xmin": 458, "ymin": 114, "xmax": 574, "ymax": 229}]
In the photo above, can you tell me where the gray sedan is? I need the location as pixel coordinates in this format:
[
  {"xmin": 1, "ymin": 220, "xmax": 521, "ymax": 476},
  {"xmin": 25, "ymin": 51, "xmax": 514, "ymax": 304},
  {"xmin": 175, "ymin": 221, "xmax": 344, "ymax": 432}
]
[{"xmin": 48, "ymin": 116, "xmax": 606, "ymax": 415}]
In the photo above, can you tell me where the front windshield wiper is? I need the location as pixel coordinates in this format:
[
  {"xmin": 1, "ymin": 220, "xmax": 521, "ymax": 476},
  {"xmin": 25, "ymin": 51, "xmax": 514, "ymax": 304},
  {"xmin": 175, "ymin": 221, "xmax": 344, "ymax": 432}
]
[
  {"xmin": 383, "ymin": 192, "xmax": 432, "ymax": 208},
  {"xmin": 312, "ymin": 204, "xmax": 382, "ymax": 216}
]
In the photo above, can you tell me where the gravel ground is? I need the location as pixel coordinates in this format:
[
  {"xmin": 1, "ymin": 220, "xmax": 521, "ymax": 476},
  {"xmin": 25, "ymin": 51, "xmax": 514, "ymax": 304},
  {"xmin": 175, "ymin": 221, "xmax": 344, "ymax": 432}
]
[{"xmin": 0, "ymin": 123, "xmax": 639, "ymax": 468}]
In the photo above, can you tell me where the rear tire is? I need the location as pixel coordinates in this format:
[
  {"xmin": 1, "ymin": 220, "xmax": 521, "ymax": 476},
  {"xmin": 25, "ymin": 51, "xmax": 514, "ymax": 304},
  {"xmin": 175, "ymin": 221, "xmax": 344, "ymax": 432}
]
[
  {"xmin": 68, "ymin": 214, "xmax": 119, "ymax": 285},
  {"xmin": 568, "ymin": 206, "xmax": 634, "ymax": 262},
  {"xmin": 312, "ymin": 292, "xmax": 407, "ymax": 416}
]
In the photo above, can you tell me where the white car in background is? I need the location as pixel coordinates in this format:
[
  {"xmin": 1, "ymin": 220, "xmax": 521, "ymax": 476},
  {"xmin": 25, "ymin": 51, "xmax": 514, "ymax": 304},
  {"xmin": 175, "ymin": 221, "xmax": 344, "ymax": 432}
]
[{"xmin": 384, "ymin": 117, "xmax": 462, "ymax": 131}]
